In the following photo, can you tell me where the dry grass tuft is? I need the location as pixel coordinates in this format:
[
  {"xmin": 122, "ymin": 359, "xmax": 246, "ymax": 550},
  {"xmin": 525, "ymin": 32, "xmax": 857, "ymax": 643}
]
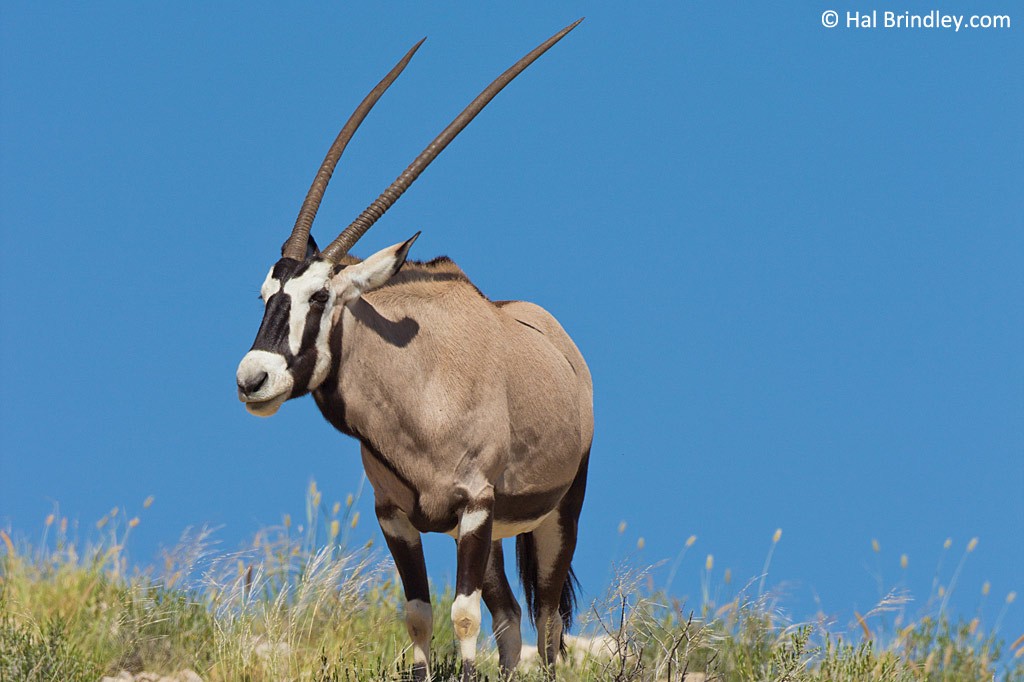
[{"xmin": 1, "ymin": 487, "xmax": 1021, "ymax": 682}]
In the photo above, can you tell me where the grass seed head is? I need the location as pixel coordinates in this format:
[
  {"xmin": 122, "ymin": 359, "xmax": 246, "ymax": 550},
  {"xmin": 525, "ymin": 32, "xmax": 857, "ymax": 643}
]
[
  {"xmin": 1011, "ymin": 634, "xmax": 1024, "ymax": 653},
  {"xmin": 855, "ymin": 611, "xmax": 871, "ymax": 640},
  {"xmin": 0, "ymin": 529, "xmax": 14, "ymax": 556}
]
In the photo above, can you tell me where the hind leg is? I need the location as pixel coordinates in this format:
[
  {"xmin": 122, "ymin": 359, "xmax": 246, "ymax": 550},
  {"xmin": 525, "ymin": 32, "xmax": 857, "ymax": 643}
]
[
  {"xmin": 482, "ymin": 540, "xmax": 522, "ymax": 677},
  {"xmin": 531, "ymin": 454, "xmax": 589, "ymax": 675},
  {"xmin": 531, "ymin": 511, "xmax": 576, "ymax": 671}
]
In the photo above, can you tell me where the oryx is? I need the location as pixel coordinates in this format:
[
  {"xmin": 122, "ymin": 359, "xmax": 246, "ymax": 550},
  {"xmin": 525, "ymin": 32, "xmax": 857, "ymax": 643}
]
[{"xmin": 236, "ymin": 20, "xmax": 592, "ymax": 680}]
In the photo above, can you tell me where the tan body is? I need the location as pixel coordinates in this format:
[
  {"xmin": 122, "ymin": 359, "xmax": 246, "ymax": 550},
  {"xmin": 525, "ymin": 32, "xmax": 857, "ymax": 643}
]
[{"xmin": 315, "ymin": 258, "xmax": 593, "ymax": 533}]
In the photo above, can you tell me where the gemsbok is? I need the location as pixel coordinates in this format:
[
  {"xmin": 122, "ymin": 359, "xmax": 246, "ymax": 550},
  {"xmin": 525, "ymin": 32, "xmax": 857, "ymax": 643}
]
[{"xmin": 236, "ymin": 20, "xmax": 592, "ymax": 680}]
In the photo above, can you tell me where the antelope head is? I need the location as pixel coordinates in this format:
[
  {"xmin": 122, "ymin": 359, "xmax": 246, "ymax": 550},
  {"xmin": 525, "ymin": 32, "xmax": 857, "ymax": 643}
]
[{"xmin": 236, "ymin": 21, "xmax": 582, "ymax": 416}]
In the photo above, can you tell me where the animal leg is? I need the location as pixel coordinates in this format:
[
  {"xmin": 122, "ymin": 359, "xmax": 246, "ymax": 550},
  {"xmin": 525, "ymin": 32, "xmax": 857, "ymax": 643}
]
[
  {"xmin": 452, "ymin": 495, "xmax": 494, "ymax": 682},
  {"xmin": 481, "ymin": 540, "xmax": 522, "ymax": 678},
  {"xmin": 529, "ymin": 511, "xmax": 573, "ymax": 673},
  {"xmin": 376, "ymin": 504, "xmax": 432, "ymax": 682},
  {"xmin": 529, "ymin": 454, "xmax": 589, "ymax": 677}
]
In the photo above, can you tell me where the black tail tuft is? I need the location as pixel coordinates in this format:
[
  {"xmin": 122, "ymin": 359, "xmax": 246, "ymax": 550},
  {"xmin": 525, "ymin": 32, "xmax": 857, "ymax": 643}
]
[
  {"xmin": 558, "ymin": 563, "xmax": 580, "ymax": 654},
  {"xmin": 561, "ymin": 563, "xmax": 579, "ymax": 632},
  {"xmin": 516, "ymin": 532, "xmax": 539, "ymax": 626},
  {"xmin": 516, "ymin": 531, "xmax": 580, "ymax": 655}
]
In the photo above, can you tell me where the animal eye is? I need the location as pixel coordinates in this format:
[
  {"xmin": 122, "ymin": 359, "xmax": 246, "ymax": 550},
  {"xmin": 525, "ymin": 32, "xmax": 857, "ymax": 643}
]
[{"xmin": 309, "ymin": 290, "xmax": 329, "ymax": 305}]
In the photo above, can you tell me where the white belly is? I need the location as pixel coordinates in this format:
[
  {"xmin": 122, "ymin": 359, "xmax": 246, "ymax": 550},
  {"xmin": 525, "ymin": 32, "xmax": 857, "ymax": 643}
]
[{"xmin": 444, "ymin": 510, "xmax": 554, "ymax": 540}]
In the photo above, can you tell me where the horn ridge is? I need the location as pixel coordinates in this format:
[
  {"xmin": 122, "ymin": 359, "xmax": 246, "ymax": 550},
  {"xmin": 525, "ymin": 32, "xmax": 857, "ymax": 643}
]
[
  {"xmin": 281, "ymin": 38, "xmax": 426, "ymax": 261},
  {"xmin": 320, "ymin": 18, "xmax": 584, "ymax": 263}
]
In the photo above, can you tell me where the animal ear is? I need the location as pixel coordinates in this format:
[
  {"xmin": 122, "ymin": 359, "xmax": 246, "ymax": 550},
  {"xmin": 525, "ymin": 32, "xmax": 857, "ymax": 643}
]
[
  {"xmin": 279, "ymin": 234, "xmax": 320, "ymax": 259},
  {"xmin": 332, "ymin": 232, "xmax": 420, "ymax": 301}
]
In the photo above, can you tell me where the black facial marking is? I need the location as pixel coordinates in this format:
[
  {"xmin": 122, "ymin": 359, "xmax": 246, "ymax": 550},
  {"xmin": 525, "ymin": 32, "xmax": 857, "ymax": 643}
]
[
  {"xmin": 249, "ymin": 257, "xmax": 333, "ymax": 398},
  {"xmin": 271, "ymin": 257, "xmax": 317, "ymax": 281},
  {"xmin": 313, "ymin": 319, "xmax": 353, "ymax": 435},
  {"xmin": 250, "ymin": 292, "xmax": 291, "ymax": 354},
  {"xmin": 287, "ymin": 295, "xmax": 326, "ymax": 398}
]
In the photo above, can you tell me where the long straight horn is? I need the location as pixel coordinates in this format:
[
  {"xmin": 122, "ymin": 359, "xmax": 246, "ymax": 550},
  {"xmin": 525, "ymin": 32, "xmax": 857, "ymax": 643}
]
[
  {"xmin": 281, "ymin": 38, "xmax": 426, "ymax": 261},
  {"xmin": 319, "ymin": 18, "xmax": 583, "ymax": 263}
]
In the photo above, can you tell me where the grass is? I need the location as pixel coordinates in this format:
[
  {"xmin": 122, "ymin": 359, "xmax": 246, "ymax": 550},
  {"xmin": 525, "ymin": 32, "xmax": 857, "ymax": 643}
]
[{"xmin": 1, "ymin": 486, "xmax": 1021, "ymax": 682}]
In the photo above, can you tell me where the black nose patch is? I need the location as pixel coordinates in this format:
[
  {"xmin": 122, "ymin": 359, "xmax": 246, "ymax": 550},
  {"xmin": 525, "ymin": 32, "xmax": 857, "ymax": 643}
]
[{"xmin": 238, "ymin": 371, "xmax": 268, "ymax": 395}]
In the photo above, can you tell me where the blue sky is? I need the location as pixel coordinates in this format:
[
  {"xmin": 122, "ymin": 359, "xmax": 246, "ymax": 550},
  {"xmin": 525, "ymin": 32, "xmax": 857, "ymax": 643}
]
[{"xmin": 2, "ymin": 2, "xmax": 1021, "ymax": 641}]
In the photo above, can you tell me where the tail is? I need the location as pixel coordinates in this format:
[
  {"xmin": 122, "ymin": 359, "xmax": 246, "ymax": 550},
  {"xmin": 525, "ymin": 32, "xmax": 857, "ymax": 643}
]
[
  {"xmin": 515, "ymin": 534, "xmax": 580, "ymax": 654},
  {"xmin": 560, "ymin": 563, "xmax": 580, "ymax": 636},
  {"xmin": 515, "ymin": 531, "xmax": 539, "ymax": 627}
]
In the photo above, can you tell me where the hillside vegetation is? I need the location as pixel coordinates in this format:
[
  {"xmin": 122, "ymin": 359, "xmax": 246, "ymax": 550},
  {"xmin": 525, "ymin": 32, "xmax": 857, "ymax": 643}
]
[{"xmin": 2, "ymin": 486, "xmax": 1021, "ymax": 682}]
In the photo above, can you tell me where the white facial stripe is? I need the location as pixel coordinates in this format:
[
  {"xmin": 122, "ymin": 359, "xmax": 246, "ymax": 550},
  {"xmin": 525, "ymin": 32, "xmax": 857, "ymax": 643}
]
[
  {"xmin": 260, "ymin": 267, "xmax": 280, "ymax": 300},
  {"xmin": 310, "ymin": 287, "xmax": 334, "ymax": 389},
  {"xmin": 282, "ymin": 261, "xmax": 334, "ymax": 356}
]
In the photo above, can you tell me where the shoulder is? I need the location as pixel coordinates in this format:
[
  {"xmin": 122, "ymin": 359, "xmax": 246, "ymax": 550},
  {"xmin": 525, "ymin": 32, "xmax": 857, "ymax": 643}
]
[{"xmin": 378, "ymin": 256, "xmax": 490, "ymax": 302}]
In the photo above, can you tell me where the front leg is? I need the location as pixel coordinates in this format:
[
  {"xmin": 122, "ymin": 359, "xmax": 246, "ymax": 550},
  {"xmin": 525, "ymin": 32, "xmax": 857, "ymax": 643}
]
[
  {"xmin": 452, "ymin": 490, "xmax": 494, "ymax": 682},
  {"xmin": 376, "ymin": 503, "xmax": 432, "ymax": 682}
]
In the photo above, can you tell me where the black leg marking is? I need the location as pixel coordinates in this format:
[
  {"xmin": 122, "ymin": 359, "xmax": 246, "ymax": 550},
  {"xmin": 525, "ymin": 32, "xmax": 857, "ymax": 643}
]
[
  {"xmin": 452, "ymin": 495, "xmax": 494, "ymax": 682},
  {"xmin": 376, "ymin": 503, "xmax": 431, "ymax": 682},
  {"xmin": 522, "ymin": 452, "xmax": 589, "ymax": 676},
  {"xmin": 482, "ymin": 540, "xmax": 522, "ymax": 677}
]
